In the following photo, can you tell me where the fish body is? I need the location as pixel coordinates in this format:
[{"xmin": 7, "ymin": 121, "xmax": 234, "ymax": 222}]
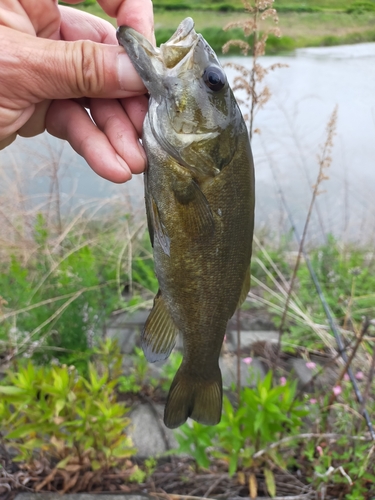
[{"xmin": 117, "ymin": 18, "xmax": 255, "ymax": 429}]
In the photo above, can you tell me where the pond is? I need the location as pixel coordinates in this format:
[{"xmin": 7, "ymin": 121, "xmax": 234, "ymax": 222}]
[{"xmin": 1, "ymin": 42, "xmax": 375, "ymax": 244}]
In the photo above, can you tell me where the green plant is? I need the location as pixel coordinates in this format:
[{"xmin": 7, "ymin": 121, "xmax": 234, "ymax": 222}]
[
  {"xmin": 118, "ymin": 347, "xmax": 151, "ymax": 394},
  {"xmin": 92, "ymin": 337, "xmax": 124, "ymax": 380},
  {"xmin": 160, "ymin": 351, "xmax": 183, "ymax": 393},
  {"xmin": 174, "ymin": 372, "xmax": 307, "ymax": 494},
  {"xmin": 347, "ymin": 1, "xmax": 375, "ymax": 13},
  {"xmin": 132, "ymin": 233, "xmax": 158, "ymax": 294},
  {"xmin": 174, "ymin": 421, "xmax": 217, "ymax": 470},
  {"xmin": 296, "ymin": 235, "xmax": 375, "ymax": 327},
  {"xmin": 217, "ymin": 372, "xmax": 307, "ymax": 474},
  {"xmin": 0, "ymin": 210, "xmax": 154, "ymax": 366},
  {"xmin": 0, "ymin": 357, "xmax": 135, "ymax": 471},
  {"xmin": 302, "ymin": 436, "xmax": 375, "ymax": 497}
]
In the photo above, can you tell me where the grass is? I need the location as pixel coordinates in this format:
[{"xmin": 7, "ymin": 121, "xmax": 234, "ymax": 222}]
[
  {"xmin": 75, "ymin": 2, "xmax": 375, "ymax": 54},
  {"xmin": 153, "ymin": 9, "xmax": 375, "ymax": 53},
  {"xmin": 1, "ymin": 132, "xmax": 375, "ymax": 498},
  {"xmin": 1, "ymin": 2, "xmax": 375, "ymax": 496}
]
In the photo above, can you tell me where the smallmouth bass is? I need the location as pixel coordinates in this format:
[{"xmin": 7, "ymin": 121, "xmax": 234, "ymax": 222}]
[{"xmin": 117, "ymin": 18, "xmax": 255, "ymax": 429}]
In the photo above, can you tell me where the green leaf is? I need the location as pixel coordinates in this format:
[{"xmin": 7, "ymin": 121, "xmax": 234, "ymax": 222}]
[
  {"xmin": 260, "ymin": 386, "xmax": 268, "ymax": 404},
  {"xmin": 55, "ymin": 398, "xmax": 65, "ymax": 416},
  {"xmin": 262, "ymin": 371, "xmax": 273, "ymax": 391},
  {"xmin": 56, "ymin": 455, "xmax": 74, "ymax": 469},
  {"xmin": 6, "ymin": 423, "xmax": 42, "ymax": 439},
  {"xmin": 254, "ymin": 411, "xmax": 265, "ymax": 432},
  {"xmin": 265, "ymin": 402, "xmax": 282, "ymax": 414},
  {"xmin": 0, "ymin": 386, "xmax": 26, "ymax": 395},
  {"xmin": 229, "ymin": 452, "xmax": 238, "ymax": 476},
  {"xmin": 264, "ymin": 467, "xmax": 276, "ymax": 497}
]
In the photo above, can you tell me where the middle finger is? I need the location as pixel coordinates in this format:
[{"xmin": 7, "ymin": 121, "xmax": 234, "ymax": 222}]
[{"xmin": 90, "ymin": 98, "xmax": 146, "ymax": 175}]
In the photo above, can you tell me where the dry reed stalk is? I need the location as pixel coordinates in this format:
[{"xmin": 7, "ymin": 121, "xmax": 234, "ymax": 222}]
[
  {"xmin": 249, "ymin": 243, "xmax": 338, "ymax": 351},
  {"xmin": 276, "ymin": 101, "xmax": 327, "ymax": 241},
  {"xmin": 276, "ymin": 106, "xmax": 338, "ymax": 353},
  {"xmin": 327, "ymin": 326, "xmax": 367, "ymax": 409},
  {"xmin": 223, "ymin": 0, "xmax": 285, "ymax": 141},
  {"xmin": 253, "ymin": 432, "xmax": 372, "ymax": 460},
  {"xmin": 0, "ymin": 138, "xmax": 150, "ymax": 358},
  {"xmin": 223, "ymin": 0, "xmax": 286, "ymax": 399}
]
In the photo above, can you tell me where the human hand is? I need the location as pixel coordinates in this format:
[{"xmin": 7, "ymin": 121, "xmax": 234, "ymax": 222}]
[{"xmin": 0, "ymin": 0, "xmax": 154, "ymax": 182}]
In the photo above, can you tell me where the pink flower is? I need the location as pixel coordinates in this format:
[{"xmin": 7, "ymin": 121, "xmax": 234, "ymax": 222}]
[
  {"xmin": 223, "ymin": 335, "xmax": 227, "ymax": 343},
  {"xmin": 310, "ymin": 398, "xmax": 317, "ymax": 404},
  {"xmin": 316, "ymin": 446, "xmax": 323, "ymax": 457},
  {"xmin": 332, "ymin": 385, "xmax": 342, "ymax": 396},
  {"xmin": 280, "ymin": 377, "xmax": 287, "ymax": 386},
  {"xmin": 306, "ymin": 362, "xmax": 316, "ymax": 370},
  {"xmin": 242, "ymin": 357, "xmax": 253, "ymax": 365},
  {"xmin": 343, "ymin": 373, "xmax": 350, "ymax": 382},
  {"xmin": 355, "ymin": 371, "xmax": 364, "ymax": 381}
]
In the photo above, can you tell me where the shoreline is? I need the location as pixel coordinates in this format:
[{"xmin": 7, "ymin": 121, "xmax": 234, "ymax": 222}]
[
  {"xmin": 76, "ymin": 4, "xmax": 375, "ymax": 55},
  {"xmin": 153, "ymin": 9, "xmax": 375, "ymax": 55}
]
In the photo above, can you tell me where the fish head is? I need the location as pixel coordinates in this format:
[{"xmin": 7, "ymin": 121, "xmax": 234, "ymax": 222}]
[{"xmin": 117, "ymin": 18, "xmax": 245, "ymax": 175}]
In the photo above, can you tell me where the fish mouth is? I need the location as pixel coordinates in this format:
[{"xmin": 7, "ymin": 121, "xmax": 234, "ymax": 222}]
[
  {"xmin": 159, "ymin": 18, "xmax": 197, "ymax": 68},
  {"xmin": 167, "ymin": 17, "xmax": 195, "ymax": 43},
  {"xmin": 116, "ymin": 18, "xmax": 199, "ymax": 92},
  {"xmin": 116, "ymin": 25, "xmax": 157, "ymax": 61}
]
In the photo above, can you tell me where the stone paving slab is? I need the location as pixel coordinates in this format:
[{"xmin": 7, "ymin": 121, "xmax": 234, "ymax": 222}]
[
  {"xmin": 14, "ymin": 495, "xmax": 150, "ymax": 500},
  {"xmin": 14, "ymin": 493, "xmax": 272, "ymax": 500},
  {"xmin": 129, "ymin": 403, "xmax": 178, "ymax": 457},
  {"xmin": 220, "ymin": 356, "xmax": 265, "ymax": 389},
  {"xmin": 226, "ymin": 330, "xmax": 279, "ymax": 350}
]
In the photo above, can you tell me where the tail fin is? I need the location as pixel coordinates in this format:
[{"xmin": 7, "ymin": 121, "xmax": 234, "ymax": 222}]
[{"xmin": 163, "ymin": 364, "xmax": 222, "ymax": 429}]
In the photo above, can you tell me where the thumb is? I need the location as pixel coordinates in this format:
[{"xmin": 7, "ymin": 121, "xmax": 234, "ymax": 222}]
[{"xmin": 0, "ymin": 25, "xmax": 145, "ymax": 103}]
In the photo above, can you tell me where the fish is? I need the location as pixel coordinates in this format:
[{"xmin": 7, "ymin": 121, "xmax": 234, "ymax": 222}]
[{"xmin": 116, "ymin": 18, "xmax": 255, "ymax": 429}]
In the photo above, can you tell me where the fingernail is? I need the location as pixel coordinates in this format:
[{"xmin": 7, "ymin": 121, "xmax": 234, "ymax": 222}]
[
  {"xmin": 116, "ymin": 154, "xmax": 132, "ymax": 179},
  {"xmin": 117, "ymin": 52, "xmax": 142, "ymax": 92},
  {"xmin": 138, "ymin": 141, "xmax": 147, "ymax": 163}
]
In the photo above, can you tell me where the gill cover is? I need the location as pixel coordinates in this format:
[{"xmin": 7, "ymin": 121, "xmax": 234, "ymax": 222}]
[{"xmin": 116, "ymin": 18, "xmax": 244, "ymax": 175}]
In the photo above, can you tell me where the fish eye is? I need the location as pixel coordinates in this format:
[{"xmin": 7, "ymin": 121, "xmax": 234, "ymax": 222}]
[{"xmin": 203, "ymin": 66, "xmax": 226, "ymax": 92}]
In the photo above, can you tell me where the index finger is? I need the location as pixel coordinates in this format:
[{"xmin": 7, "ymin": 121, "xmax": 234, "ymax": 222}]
[
  {"xmin": 59, "ymin": 6, "xmax": 117, "ymax": 44},
  {"xmin": 97, "ymin": 0, "xmax": 154, "ymax": 42}
]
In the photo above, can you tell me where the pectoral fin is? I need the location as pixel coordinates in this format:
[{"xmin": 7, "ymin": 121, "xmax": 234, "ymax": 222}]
[
  {"xmin": 237, "ymin": 266, "xmax": 251, "ymax": 308},
  {"xmin": 144, "ymin": 176, "xmax": 154, "ymax": 247},
  {"xmin": 142, "ymin": 291, "xmax": 178, "ymax": 362},
  {"xmin": 150, "ymin": 197, "xmax": 171, "ymax": 256},
  {"xmin": 173, "ymin": 177, "xmax": 215, "ymax": 238}
]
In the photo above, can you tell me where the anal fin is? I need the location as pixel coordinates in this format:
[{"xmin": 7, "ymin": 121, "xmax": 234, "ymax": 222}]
[{"xmin": 142, "ymin": 291, "xmax": 178, "ymax": 362}]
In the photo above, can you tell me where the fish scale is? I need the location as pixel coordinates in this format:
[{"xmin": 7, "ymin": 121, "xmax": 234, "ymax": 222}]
[{"xmin": 117, "ymin": 17, "xmax": 255, "ymax": 429}]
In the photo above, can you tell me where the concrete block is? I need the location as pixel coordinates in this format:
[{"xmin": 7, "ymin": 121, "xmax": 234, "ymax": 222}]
[
  {"xmin": 220, "ymin": 355, "xmax": 266, "ymax": 390},
  {"xmin": 129, "ymin": 403, "xmax": 178, "ymax": 457}
]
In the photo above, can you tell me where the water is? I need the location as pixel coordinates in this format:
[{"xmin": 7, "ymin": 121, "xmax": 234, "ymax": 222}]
[
  {"xmin": 236, "ymin": 43, "xmax": 375, "ymax": 244},
  {"xmin": 1, "ymin": 42, "xmax": 375, "ymax": 244}
]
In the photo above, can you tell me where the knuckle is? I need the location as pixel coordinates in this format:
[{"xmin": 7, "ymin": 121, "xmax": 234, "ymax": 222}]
[{"xmin": 73, "ymin": 40, "xmax": 105, "ymax": 96}]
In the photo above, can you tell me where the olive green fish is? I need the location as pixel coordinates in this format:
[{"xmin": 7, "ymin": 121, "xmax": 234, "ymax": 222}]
[{"xmin": 117, "ymin": 18, "xmax": 255, "ymax": 429}]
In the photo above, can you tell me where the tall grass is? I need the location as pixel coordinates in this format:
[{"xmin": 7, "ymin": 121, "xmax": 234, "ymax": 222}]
[
  {"xmin": 0, "ymin": 4, "xmax": 375, "ymax": 493},
  {"xmin": 0, "ymin": 141, "xmax": 153, "ymax": 367}
]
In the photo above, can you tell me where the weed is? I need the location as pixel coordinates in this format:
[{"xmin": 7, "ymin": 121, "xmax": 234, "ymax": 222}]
[
  {"xmin": 174, "ymin": 372, "xmax": 307, "ymax": 494},
  {"xmin": 0, "ymin": 355, "xmax": 134, "ymax": 472},
  {"xmin": 118, "ymin": 347, "xmax": 152, "ymax": 394},
  {"xmin": 160, "ymin": 351, "xmax": 183, "ymax": 393},
  {"xmin": 223, "ymin": 0, "xmax": 284, "ymax": 140},
  {"xmin": 0, "ymin": 208, "xmax": 156, "ymax": 366}
]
